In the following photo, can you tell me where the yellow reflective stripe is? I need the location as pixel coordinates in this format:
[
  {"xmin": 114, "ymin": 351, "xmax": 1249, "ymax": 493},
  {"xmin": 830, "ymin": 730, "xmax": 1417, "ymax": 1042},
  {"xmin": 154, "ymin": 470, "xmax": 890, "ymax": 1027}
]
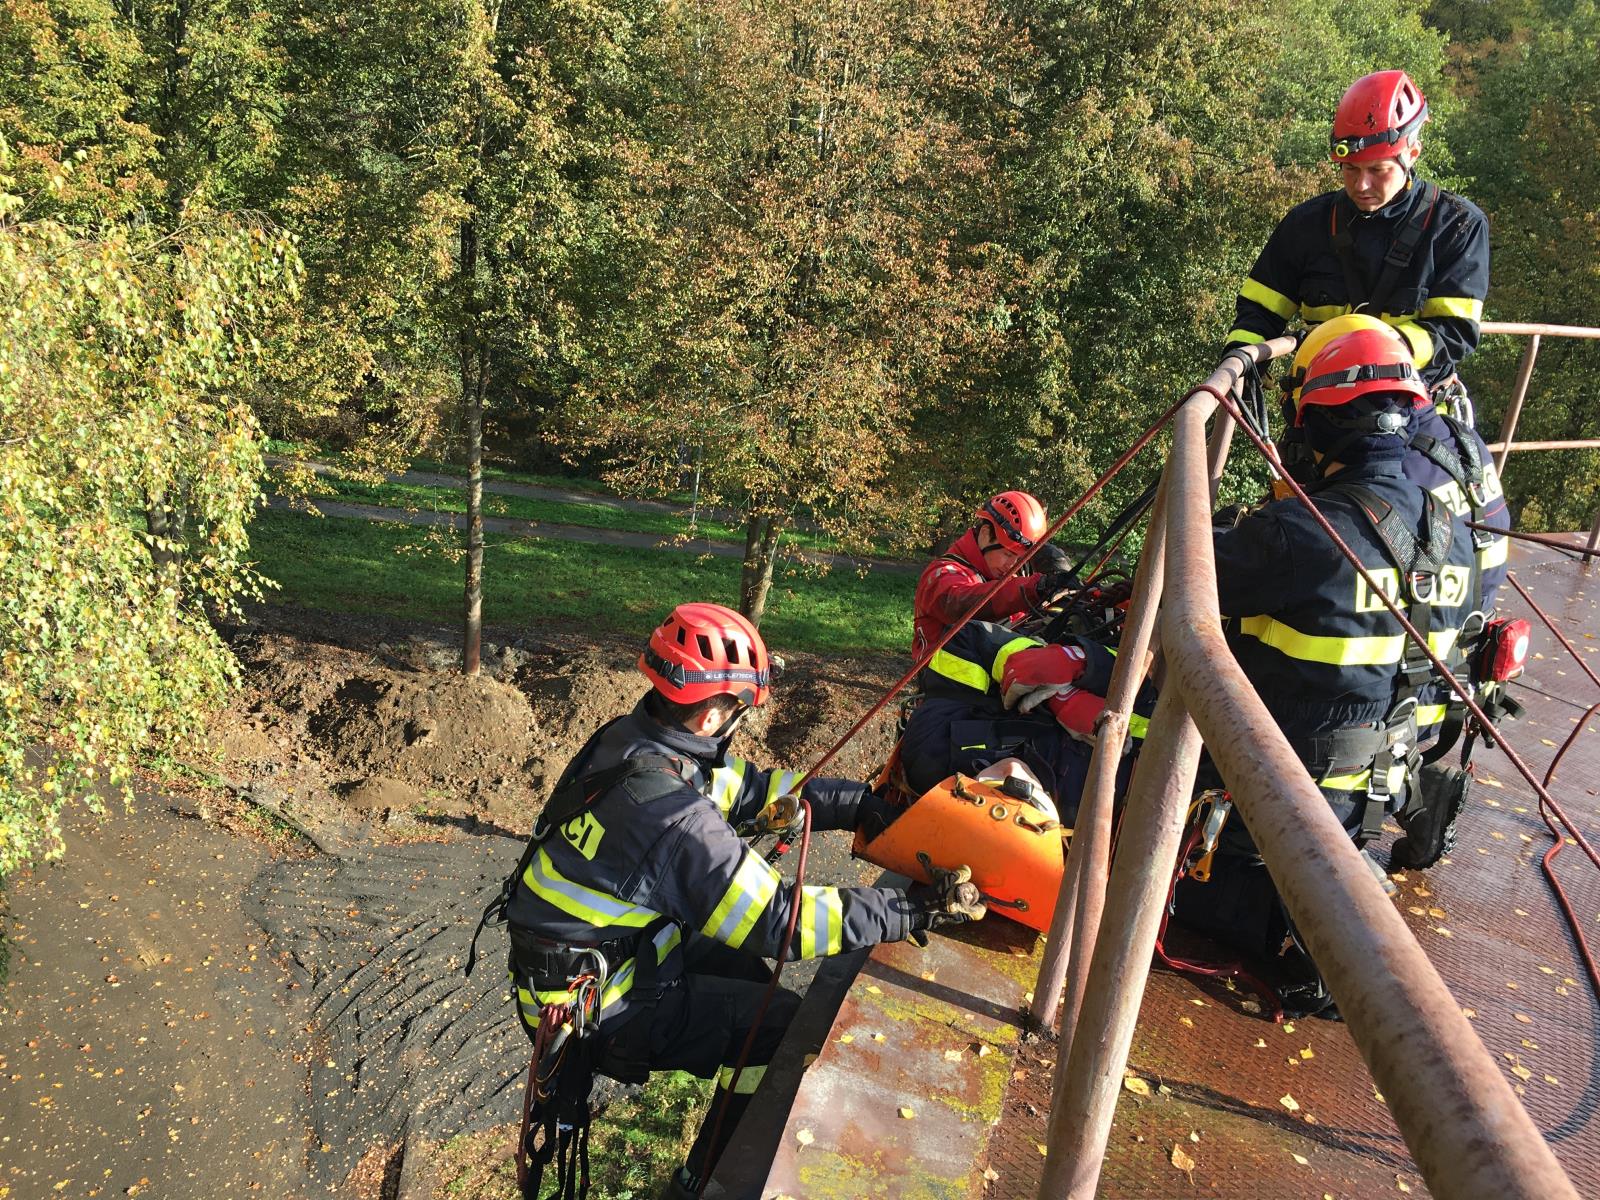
[
  {"xmin": 1240, "ymin": 277, "xmax": 1298, "ymax": 320},
  {"xmin": 1392, "ymin": 321, "xmax": 1434, "ymax": 368},
  {"xmin": 702, "ymin": 850, "xmax": 780, "ymax": 949},
  {"xmin": 524, "ymin": 848, "xmax": 661, "ymax": 929},
  {"xmin": 1127, "ymin": 714, "xmax": 1149, "ymax": 740},
  {"xmin": 1415, "ymin": 703, "xmax": 1448, "ymax": 730},
  {"xmin": 1480, "ymin": 535, "xmax": 1508, "ymax": 570},
  {"xmin": 710, "ymin": 759, "xmax": 748, "ymax": 816},
  {"xmin": 991, "ymin": 636, "xmax": 1041, "ymax": 684},
  {"xmin": 1421, "ymin": 296, "xmax": 1483, "ymax": 322},
  {"xmin": 798, "ymin": 886, "xmax": 844, "ymax": 959},
  {"xmin": 1225, "ymin": 328, "xmax": 1266, "ymax": 346},
  {"xmin": 1319, "ymin": 764, "xmax": 1406, "ymax": 794},
  {"xmin": 717, "ymin": 1063, "xmax": 767, "ymax": 1095},
  {"xmin": 928, "ymin": 648, "xmax": 990, "ymax": 693},
  {"xmin": 1238, "ymin": 616, "xmax": 1457, "ymax": 667},
  {"xmin": 1301, "ymin": 302, "xmax": 1351, "ymax": 323},
  {"xmin": 766, "ymin": 768, "xmax": 804, "ymax": 805}
]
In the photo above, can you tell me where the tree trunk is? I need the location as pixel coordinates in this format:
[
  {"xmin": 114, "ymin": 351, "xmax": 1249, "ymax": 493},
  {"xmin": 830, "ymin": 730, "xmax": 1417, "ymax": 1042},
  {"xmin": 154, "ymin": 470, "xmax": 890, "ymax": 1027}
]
[
  {"xmin": 739, "ymin": 513, "xmax": 783, "ymax": 626},
  {"xmin": 460, "ymin": 214, "xmax": 485, "ymax": 677},
  {"xmin": 144, "ymin": 492, "xmax": 189, "ymax": 583}
]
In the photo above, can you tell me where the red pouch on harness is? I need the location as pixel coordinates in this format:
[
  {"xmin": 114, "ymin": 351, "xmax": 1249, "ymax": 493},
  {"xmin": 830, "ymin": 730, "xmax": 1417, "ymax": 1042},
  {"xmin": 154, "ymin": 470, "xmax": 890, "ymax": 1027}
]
[{"xmin": 1477, "ymin": 616, "xmax": 1531, "ymax": 683}]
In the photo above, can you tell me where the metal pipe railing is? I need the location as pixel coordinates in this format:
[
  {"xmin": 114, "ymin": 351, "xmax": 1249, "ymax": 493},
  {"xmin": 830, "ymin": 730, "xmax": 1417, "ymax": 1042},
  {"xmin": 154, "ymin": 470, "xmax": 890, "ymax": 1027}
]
[
  {"xmin": 1030, "ymin": 339, "xmax": 1291, "ymax": 1038},
  {"xmin": 1159, "ymin": 395, "xmax": 1581, "ymax": 1200},
  {"xmin": 1034, "ymin": 349, "xmax": 1582, "ymax": 1199},
  {"xmin": 1477, "ymin": 322, "xmax": 1600, "ymax": 475}
]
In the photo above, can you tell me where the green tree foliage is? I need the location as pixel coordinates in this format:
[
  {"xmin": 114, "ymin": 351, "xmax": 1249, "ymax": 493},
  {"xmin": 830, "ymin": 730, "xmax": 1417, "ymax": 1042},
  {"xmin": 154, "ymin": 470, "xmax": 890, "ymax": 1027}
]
[
  {"xmin": 1448, "ymin": 0, "xmax": 1600, "ymax": 530},
  {"xmin": 0, "ymin": 145, "xmax": 301, "ymax": 872},
  {"xmin": 555, "ymin": 0, "xmax": 1021, "ymax": 621}
]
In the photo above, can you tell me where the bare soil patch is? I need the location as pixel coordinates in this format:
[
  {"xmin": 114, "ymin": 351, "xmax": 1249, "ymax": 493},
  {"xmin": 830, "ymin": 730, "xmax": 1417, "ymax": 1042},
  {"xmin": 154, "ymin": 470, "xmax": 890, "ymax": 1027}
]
[{"xmin": 216, "ymin": 603, "xmax": 905, "ymax": 843}]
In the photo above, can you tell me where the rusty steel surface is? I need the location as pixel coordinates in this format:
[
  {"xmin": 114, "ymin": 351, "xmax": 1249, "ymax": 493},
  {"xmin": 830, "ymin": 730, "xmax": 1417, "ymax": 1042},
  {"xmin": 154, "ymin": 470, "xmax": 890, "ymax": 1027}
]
[
  {"xmin": 1033, "ymin": 482, "xmax": 1169, "ymax": 1033},
  {"xmin": 980, "ymin": 538, "xmax": 1600, "ymax": 1199},
  {"xmin": 754, "ymin": 914, "xmax": 1040, "ymax": 1200}
]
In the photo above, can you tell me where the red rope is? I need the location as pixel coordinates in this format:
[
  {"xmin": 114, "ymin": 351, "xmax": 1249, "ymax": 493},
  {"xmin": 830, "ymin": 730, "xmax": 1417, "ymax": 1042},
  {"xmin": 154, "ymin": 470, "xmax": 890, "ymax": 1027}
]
[{"xmin": 692, "ymin": 399, "xmax": 1184, "ymax": 1194}]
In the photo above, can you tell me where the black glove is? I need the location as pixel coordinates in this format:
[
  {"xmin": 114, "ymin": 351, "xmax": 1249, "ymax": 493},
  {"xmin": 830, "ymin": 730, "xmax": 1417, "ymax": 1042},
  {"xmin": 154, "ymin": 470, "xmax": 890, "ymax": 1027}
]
[
  {"xmin": 1031, "ymin": 542, "xmax": 1074, "ymax": 573},
  {"xmin": 906, "ymin": 862, "xmax": 987, "ymax": 941},
  {"xmin": 1032, "ymin": 570, "xmax": 1080, "ymax": 604}
]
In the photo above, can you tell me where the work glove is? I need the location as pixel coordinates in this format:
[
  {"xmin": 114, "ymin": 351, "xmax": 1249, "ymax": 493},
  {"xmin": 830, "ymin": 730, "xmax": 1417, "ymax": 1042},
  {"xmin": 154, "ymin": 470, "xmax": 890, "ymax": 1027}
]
[
  {"xmin": 1046, "ymin": 687, "xmax": 1107, "ymax": 745},
  {"xmin": 1000, "ymin": 643, "xmax": 1087, "ymax": 713},
  {"xmin": 751, "ymin": 792, "xmax": 803, "ymax": 837},
  {"xmin": 1031, "ymin": 542, "xmax": 1075, "ymax": 574},
  {"xmin": 1031, "ymin": 569, "xmax": 1080, "ymax": 605},
  {"xmin": 907, "ymin": 862, "xmax": 987, "ymax": 944}
]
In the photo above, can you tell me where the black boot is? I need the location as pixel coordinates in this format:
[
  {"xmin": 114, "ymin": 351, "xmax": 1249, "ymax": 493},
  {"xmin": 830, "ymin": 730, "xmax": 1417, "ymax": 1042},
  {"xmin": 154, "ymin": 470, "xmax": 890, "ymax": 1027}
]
[{"xmin": 1390, "ymin": 764, "xmax": 1470, "ymax": 870}]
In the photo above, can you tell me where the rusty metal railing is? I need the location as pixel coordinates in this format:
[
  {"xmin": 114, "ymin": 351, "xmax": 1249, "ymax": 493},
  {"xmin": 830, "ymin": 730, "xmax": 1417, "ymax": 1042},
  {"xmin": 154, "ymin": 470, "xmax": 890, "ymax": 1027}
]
[
  {"xmin": 1478, "ymin": 324, "xmax": 1600, "ymax": 541},
  {"xmin": 1031, "ymin": 340, "xmax": 1582, "ymax": 1200}
]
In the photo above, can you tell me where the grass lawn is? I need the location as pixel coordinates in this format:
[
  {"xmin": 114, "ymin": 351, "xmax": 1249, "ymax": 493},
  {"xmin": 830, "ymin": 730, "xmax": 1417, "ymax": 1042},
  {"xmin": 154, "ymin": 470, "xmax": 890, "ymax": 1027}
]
[
  {"xmin": 314, "ymin": 475, "xmax": 897, "ymax": 559},
  {"xmin": 249, "ymin": 509, "xmax": 911, "ymax": 656},
  {"xmin": 432, "ymin": 1071, "xmax": 711, "ymax": 1199}
]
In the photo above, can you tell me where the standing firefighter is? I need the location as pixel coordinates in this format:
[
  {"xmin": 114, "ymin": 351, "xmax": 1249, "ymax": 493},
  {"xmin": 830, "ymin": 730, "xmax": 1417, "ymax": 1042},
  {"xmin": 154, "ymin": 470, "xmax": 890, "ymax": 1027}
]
[
  {"xmin": 484, "ymin": 603, "xmax": 984, "ymax": 1200},
  {"xmin": 1224, "ymin": 70, "xmax": 1506, "ymax": 596},
  {"xmin": 1176, "ymin": 324, "xmax": 1478, "ymax": 1017},
  {"xmin": 1224, "ymin": 70, "xmax": 1488, "ymax": 392},
  {"xmin": 913, "ymin": 491, "xmax": 1076, "ymax": 657}
]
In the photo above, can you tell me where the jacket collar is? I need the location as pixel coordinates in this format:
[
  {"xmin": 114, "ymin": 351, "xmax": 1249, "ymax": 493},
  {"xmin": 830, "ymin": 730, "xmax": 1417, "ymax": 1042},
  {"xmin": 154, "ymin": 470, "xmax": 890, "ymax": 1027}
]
[
  {"xmin": 1337, "ymin": 178, "xmax": 1424, "ymax": 226},
  {"xmin": 1306, "ymin": 459, "xmax": 1405, "ymax": 493},
  {"xmin": 943, "ymin": 528, "xmax": 992, "ymax": 578},
  {"xmin": 625, "ymin": 697, "xmax": 731, "ymax": 767}
]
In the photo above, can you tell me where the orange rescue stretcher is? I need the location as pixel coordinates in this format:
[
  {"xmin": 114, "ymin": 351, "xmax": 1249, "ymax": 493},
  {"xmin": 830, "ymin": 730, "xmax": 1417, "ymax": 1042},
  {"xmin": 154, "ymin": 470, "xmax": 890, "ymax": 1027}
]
[{"xmin": 852, "ymin": 751, "xmax": 1066, "ymax": 934}]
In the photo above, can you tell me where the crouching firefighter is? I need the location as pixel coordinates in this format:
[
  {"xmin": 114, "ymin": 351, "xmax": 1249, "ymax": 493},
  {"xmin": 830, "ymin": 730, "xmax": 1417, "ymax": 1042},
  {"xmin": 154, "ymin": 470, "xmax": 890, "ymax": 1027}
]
[
  {"xmin": 1173, "ymin": 323, "xmax": 1476, "ymax": 1019},
  {"xmin": 898, "ymin": 618, "xmax": 1150, "ymax": 825},
  {"xmin": 470, "ymin": 602, "xmax": 986, "ymax": 1200},
  {"xmin": 1274, "ymin": 316, "xmax": 1521, "ymax": 869}
]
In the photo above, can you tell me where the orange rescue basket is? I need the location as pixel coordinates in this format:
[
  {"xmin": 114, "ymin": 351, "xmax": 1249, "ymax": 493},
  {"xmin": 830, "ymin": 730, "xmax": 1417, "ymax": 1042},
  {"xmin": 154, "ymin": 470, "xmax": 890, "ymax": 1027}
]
[{"xmin": 852, "ymin": 760, "xmax": 1066, "ymax": 934}]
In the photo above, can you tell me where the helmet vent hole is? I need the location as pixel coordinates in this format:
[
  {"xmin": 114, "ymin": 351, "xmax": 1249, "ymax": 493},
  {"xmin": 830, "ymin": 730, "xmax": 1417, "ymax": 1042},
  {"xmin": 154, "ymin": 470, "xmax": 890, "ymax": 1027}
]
[
  {"xmin": 674, "ymin": 625, "xmax": 688, "ymax": 646},
  {"xmin": 697, "ymin": 634, "xmax": 714, "ymax": 660},
  {"xmin": 724, "ymin": 637, "xmax": 741, "ymax": 664}
]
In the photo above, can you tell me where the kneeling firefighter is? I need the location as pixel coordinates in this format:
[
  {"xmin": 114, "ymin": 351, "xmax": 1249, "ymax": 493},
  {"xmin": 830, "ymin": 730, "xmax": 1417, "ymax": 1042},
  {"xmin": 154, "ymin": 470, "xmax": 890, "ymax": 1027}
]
[
  {"xmin": 1272, "ymin": 315, "xmax": 1526, "ymax": 867},
  {"xmin": 1174, "ymin": 323, "xmax": 1477, "ymax": 1018},
  {"xmin": 476, "ymin": 603, "xmax": 986, "ymax": 1200},
  {"xmin": 898, "ymin": 618, "xmax": 1149, "ymax": 823}
]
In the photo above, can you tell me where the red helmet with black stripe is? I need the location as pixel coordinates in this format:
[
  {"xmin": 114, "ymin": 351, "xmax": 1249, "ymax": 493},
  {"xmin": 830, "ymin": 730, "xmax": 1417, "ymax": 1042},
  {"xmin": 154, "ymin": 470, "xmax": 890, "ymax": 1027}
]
[
  {"xmin": 1330, "ymin": 70, "xmax": 1428, "ymax": 164},
  {"xmin": 1296, "ymin": 325, "xmax": 1428, "ymax": 422},
  {"xmin": 640, "ymin": 603, "xmax": 772, "ymax": 707},
  {"xmin": 977, "ymin": 491, "xmax": 1048, "ymax": 554}
]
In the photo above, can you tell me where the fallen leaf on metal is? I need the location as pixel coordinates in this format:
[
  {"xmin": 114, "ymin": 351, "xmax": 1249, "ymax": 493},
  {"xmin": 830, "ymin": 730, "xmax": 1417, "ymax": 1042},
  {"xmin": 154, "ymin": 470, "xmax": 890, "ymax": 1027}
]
[
  {"xmin": 899, "ymin": 1106, "xmax": 916, "ymax": 1119},
  {"xmin": 1279, "ymin": 1093, "xmax": 1301, "ymax": 1112},
  {"xmin": 1123, "ymin": 1074, "xmax": 1152, "ymax": 1097},
  {"xmin": 1291, "ymin": 1153, "xmax": 1308, "ymax": 1166},
  {"xmin": 796, "ymin": 1129, "xmax": 815, "ymax": 1147},
  {"xmin": 1171, "ymin": 1145, "xmax": 1196, "ymax": 1174}
]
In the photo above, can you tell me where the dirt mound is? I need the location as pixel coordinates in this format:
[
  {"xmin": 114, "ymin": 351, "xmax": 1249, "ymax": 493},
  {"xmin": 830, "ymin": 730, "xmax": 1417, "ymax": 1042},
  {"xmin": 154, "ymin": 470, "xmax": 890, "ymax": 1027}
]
[
  {"xmin": 218, "ymin": 605, "xmax": 908, "ymax": 839},
  {"xmin": 306, "ymin": 670, "xmax": 537, "ymax": 807}
]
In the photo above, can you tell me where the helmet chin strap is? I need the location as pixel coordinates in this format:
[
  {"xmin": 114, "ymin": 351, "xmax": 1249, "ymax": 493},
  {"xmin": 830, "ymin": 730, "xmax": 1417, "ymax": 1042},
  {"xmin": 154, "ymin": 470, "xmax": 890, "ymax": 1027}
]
[{"xmin": 711, "ymin": 701, "xmax": 749, "ymax": 743}]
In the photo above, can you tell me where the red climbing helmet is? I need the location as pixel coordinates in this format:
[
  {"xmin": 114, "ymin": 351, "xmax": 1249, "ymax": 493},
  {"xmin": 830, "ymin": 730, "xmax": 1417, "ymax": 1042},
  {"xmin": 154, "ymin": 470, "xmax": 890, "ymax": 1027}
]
[
  {"xmin": 1330, "ymin": 70, "xmax": 1429, "ymax": 164},
  {"xmin": 640, "ymin": 602, "xmax": 772, "ymax": 707},
  {"xmin": 1296, "ymin": 325, "xmax": 1428, "ymax": 422},
  {"xmin": 977, "ymin": 491, "xmax": 1048, "ymax": 554}
]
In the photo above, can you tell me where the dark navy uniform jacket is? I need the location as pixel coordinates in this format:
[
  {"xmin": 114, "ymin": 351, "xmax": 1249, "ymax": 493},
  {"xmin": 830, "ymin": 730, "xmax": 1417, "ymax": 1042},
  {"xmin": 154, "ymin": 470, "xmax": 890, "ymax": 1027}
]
[
  {"xmin": 1226, "ymin": 183, "xmax": 1489, "ymax": 389},
  {"xmin": 505, "ymin": 701, "xmax": 912, "ymax": 1034},
  {"xmin": 1214, "ymin": 461, "xmax": 1477, "ymax": 784}
]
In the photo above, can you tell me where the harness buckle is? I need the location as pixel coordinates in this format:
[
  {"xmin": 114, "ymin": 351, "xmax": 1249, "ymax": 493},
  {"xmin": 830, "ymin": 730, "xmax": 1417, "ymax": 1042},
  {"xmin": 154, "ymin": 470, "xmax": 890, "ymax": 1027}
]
[
  {"xmin": 566, "ymin": 949, "xmax": 608, "ymax": 1039},
  {"xmin": 1407, "ymin": 572, "xmax": 1437, "ymax": 603}
]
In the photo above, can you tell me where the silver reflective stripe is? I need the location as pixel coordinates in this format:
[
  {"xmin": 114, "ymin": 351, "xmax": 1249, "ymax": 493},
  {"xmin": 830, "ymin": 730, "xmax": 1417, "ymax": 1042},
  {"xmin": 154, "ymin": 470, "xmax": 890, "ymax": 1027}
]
[
  {"xmin": 524, "ymin": 847, "xmax": 660, "ymax": 928},
  {"xmin": 710, "ymin": 759, "xmax": 748, "ymax": 815}
]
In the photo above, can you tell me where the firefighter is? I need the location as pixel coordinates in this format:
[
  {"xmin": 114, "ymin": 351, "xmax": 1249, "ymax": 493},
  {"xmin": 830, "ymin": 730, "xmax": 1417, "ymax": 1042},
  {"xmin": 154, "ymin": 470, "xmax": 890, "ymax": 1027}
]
[
  {"xmin": 1277, "ymin": 314, "xmax": 1508, "ymax": 756},
  {"xmin": 1175, "ymin": 323, "xmax": 1477, "ymax": 1018},
  {"xmin": 913, "ymin": 491, "xmax": 1077, "ymax": 657},
  {"xmin": 500, "ymin": 603, "xmax": 985, "ymax": 1199},
  {"xmin": 897, "ymin": 617, "xmax": 1144, "ymax": 824},
  {"xmin": 1224, "ymin": 70, "xmax": 1489, "ymax": 396}
]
